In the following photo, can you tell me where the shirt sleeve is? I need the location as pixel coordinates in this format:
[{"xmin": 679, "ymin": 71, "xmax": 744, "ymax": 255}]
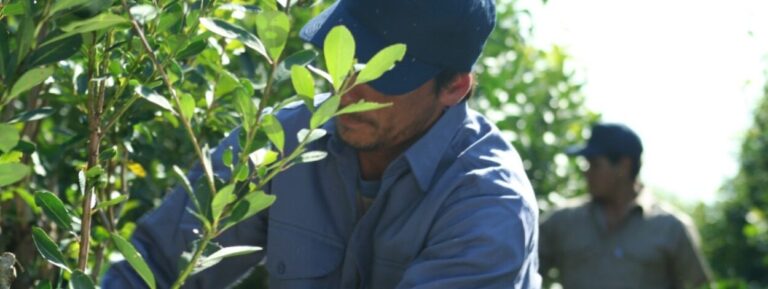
[
  {"xmin": 101, "ymin": 130, "xmax": 269, "ymax": 289},
  {"xmin": 670, "ymin": 215, "xmax": 712, "ymax": 289},
  {"xmin": 394, "ymin": 192, "xmax": 541, "ymax": 289}
]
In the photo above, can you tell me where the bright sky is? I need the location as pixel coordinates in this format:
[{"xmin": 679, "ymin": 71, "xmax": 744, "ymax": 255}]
[{"xmin": 519, "ymin": 0, "xmax": 768, "ymax": 204}]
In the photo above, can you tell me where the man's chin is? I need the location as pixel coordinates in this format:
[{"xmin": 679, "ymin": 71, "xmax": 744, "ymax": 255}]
[
  {"xmin": 337, "ymin": 132, "xmax": 379, "ymax": 152},
  {"xmin": 340, "ymin": 137, "xmax": 380, "ymax": 152}
]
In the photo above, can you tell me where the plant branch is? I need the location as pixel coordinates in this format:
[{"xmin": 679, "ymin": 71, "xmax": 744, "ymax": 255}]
[
  {"xmin": 120, "ymin": 0, "xmax": 217, "ymax": 196},
  {"xmin": 169, "ymin": 233, "xmax": 213, "ymax": 289},
  {"xmin": 78, "ymin": 32, "xmax": 101, "ymax": 271}
]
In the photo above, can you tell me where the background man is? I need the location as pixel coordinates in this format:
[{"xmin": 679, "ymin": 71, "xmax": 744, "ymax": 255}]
[
  {"xmin": 103, "ymin": 0, "xmax": 541, "ymax": 288},
  {"xmin": 539, "ymin": 123, "xmax": 711, "ymax": 289}
]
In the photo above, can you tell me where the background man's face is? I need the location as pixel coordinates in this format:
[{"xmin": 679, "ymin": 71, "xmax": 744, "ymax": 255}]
[
  {"xmin": 585, "ymin": 156, "xmax": 621, "ymax": 201},
  {"xmin": 336, "ymin": 80, "xmax": 445, "ymax": 152}
]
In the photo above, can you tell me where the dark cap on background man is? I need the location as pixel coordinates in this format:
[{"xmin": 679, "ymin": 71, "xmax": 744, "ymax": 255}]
[
  {"xmin": 299, "ymin": 0, "xmax": 496, "ymax": 95},
  {"xmin": 566, "ymin": 123, "xmax": 643, "ymax": 159}
]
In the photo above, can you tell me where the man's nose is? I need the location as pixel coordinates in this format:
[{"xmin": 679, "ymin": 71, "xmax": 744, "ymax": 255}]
[{"xmin": 341, "ymin": 84, "xmax": 366, "ymax": 106}]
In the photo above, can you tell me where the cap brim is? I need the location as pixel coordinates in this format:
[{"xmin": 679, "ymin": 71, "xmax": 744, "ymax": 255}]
[
  {"xmin": 299, "ymin": 2, "xmax": 440, "ymax": 95},
  {"xmin": 565, "ymin": 145, "xmax": 602, "ymax": 157}
]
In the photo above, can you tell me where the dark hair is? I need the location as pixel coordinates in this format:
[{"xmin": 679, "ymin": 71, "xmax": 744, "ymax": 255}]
[
  {"xmin": 605, "ymin": 153, "xmax": 642, "ymax": 181},
  {"xmin": 433, "ymin": 70, "xmax": 475, "ymax": 100}
]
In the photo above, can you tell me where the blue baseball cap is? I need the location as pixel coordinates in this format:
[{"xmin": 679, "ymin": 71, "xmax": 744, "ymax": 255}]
[
  {"xmin": 566, "ymin": 123, "xmax": 643, "ymax": 158},
  {"xmin": 299, "ymin": 0, "xmax": 496, "ymax": 95}
]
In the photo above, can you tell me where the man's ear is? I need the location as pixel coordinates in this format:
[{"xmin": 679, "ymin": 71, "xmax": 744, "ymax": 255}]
[{"xmin": 438, "ymin": 73, "xmax": 472, "ymax": 106}]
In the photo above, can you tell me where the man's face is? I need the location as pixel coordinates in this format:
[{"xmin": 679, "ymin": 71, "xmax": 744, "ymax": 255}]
[
  {"xmin": 336, "ymin": 80, "xmax": 445, "ymax": 152},
  {"xmin": 585, "ymin": 156, "xmax": 622, "ymax": 201}
]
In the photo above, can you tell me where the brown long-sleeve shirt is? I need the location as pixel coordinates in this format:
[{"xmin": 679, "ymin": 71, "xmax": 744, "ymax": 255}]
[{"xmin": 539, "ymin": 195, "xmax": 712, "ymax": 289}]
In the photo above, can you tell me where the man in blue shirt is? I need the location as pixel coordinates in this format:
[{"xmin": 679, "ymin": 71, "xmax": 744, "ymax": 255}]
[{"xmin": 103, "ymin": 0, "xmax": 541, "ymax": 288}]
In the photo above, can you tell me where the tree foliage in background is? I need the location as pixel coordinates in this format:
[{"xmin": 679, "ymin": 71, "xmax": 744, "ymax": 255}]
[
  {"xmin": 473, "ymin": 0, "xmax": 598, "ymax": 210},
  {"xmin": 695, "ymin": 80, "xmax": 768, "ymax": 288}
]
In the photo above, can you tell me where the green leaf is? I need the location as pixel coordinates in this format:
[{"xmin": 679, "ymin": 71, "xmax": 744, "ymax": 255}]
[
  {"xmin": 290, "ymin": 65, "xmax": 314, "ymax": 98},
  {"xmin": 14, "ymin": 188, "xmax": 40, "ymax": 213},
  {"xmin": 262, "ymin": 114, "xmax": 285, "ymax": 154},
  {"xmin": 235, "ymin": 92, "xmax": 256, "ymax": 130},
  {"xmin": 249, "ymin": 149, "xmax": 278, "ymax": 167},
  {"xmin": 335, "ymin": 100, "xmax": 392, "ymax": 116},
  {"xmin": 296, "ymin": 151, "xmax": 328, "ymax": 164},
  {"xmin": 29, "ymin": 34, "xmax": 83, "ymax": 67},
  {"xmin": 356, "ymin": 44, "xmax": 407, "ymax": 84},
  {"xmin": 92, "ymin": 195, "xmax": 128, "ymax": 214},
  {"xmin": 185, "ymin": 207, "xmax": 212, "ymax": 232},
  {"xmin": 307, "ymin": 64, "xmax": 333, "ymax": 86},
  {"xmin": 255, "ymin": 11, "xmax": 290, "ymax": 61},
  {"xmin": 296, "ymin": 128, "xmax": 327, "ymax": 143},
  {"xmin": 86, "ymin": 165, "xmax": 104, "ymax": 179},
  {"xmin": 9, "ymin": 107, "xmax": 55, "ymax": 123},
  {"xmin": 135, "ymin": 86, "xmax": 176, "ymax": 114},
  {"xmin": 0, "ymin": 163, "xmax": 29, "ymax": 187},
  {"xmin": 175, "ymin": 39, "xmax": 208, "ymax": 60},
  {"xmin": 275, "ymin": 50, "xmax": 318, "ymax": 83},
  {"xmin": 99, "ymin": 146, "xmax": 117, "ymax": 162},
  {"xmin": 169, "ymin": 60, "xmax": 184, "ymax": 84},
  {"xmin": 223, "ymin": 148, "xmax": 234, "ymax": 168},
  {"xmin": 3, "ymin": 2, "xmax": 25, "ymax": 16},
  {"xmin": 78, "ymin": 170, "xmax": 86, "ymax": 195},
  {"xmin": 16, "ymin": 2, "xmax": 34, "ymax": 63},
  {"xmin": 129, "ymin": 4, "xmax": 158, "ymax": 24},
  {"xmin": 0, "ymin": 123, "xmax": 19, "ymax": 153},
  {"xmin": 69, "ymin": 270, "xmax": 95, "ymax": 289},
  {"xmin": 211, "ymin": 184, "xmax": 236, "ymax": 221},
  {"xmin": 259, "ymin": 0, "xmax": 278, "ymax": 11},
  {"xmin": 8, "ymin": 66, "xmax": 54, "ymax": 101},
  {"xmin": 196, "ymin": 246, "xmax": 262, "ymax": 272},
  {"xmin": 111, "ymin": 233, "xmax": 156, "ymax": 289},
  {"xmin": 309, "ymin": 94, "xmax": 340, "ymax": 129},
  {"xmin": 199, "ymin": 18, "xmax": 269, "ymax": 62},
  {"xmin": 0, "ymin": 151, "xmax": 23, "ymax": 164},
  {"xmin": 214, "ymin": 70, "xmax": 241, "ymax": 98},
  {"xmin": 179, "ymin": 93, "xmax": 195, "ymax": 121},
  {"xmin": 201, "ymin": 145, "xmax": 215, "ymax": 188},
  {"xmin": 35, "ymin": 280, "xmax": 52, "ymax": 289},
  {"xmin": 220, "ymin": 190, "xmax": 275, "ymax": 232},
  {"xmin": 323, "ymin": 26, "xmax": 355, "ymax": 91},
  {"xmin": 31, "ymin": 227, "xmax": 70, "ymax": 272},
  {"xmin": 61, "ymin": 13, "xmax": 128, "ymax": 33},
  {"xmin": 35, "ymin": 191, "xmax": 74, "ymax": 232},
  {"xmin": 233, "ymin": 164, "xmax": 249, "ymax": 182},
  {"xmin": 172, "ymin": 165, "xmax": 195, "ymax": 203},
  {"xmin": 157, "ymin": 3, "xmax": 183, "ymax": 32},
  {"xmin": 43, "ymin": 13, "xmax": 128, "ymax": 46},
  {"xmin": 50, "ymin": 0, "xmax": 90, "ymax": 15}
]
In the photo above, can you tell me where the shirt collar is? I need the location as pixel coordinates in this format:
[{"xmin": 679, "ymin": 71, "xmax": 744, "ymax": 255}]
[
  {"xmin": 323, "ymin": 100, "xmax": 469, "ymax": 191},
  {"xmin": 404, "ymin": 102, "xmax": 468, "ymax": 191}
]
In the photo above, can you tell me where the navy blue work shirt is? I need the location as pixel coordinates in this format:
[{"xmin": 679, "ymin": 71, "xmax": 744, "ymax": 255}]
[{"xmin": 102, "ymin": 99, "xmax": 541, "ymax": 289}]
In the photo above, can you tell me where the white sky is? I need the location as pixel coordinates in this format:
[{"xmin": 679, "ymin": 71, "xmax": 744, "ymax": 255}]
[{"xmin": 519, "ymin": 0, "xmax": 768, "ymax": 203}]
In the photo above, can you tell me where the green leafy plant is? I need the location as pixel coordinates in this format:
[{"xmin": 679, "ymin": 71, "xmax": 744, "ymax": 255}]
[{"xmin": 0, "ymin": 1, "xmax": 404, "ymax": 288}]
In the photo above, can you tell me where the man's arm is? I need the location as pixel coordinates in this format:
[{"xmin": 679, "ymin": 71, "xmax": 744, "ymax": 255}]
[
  {"xmin": 102, "ymin": 131, "xmax": 268, "ymax": 289},
  {"xmin": 671, "ymin": 216, "xmax": 712, "ymax": 289},
  {"xmin": 395, "ymin": 192, "xmax": 541, "ymax": 289}
]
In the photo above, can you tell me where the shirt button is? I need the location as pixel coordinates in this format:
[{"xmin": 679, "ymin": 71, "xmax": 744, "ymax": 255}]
[{"xmin": 277, "ymin": 261, "xmax": 286, "ymax": 275}]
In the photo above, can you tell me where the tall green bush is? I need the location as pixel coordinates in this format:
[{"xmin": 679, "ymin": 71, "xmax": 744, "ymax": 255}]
[{"xmin": 0, "ymin": 0, "xmax": 399, "ymax": 287}]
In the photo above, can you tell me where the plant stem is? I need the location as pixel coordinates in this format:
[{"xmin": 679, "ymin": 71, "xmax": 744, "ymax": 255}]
[
  {"xmin": 78, "ymin": 31, "xmax": 101, "ymax": 271},
  {"xmin": 91, "ymin": 245, "xmax": 105, "ymax": 282},
  {"xmin": 236, "ymin": 63, "xmax": 278, "ymax": 180},
  {"xmin": 169, "ymin": 232, "xmax": 213, "ymax": 289},
  {"xmin": 120, "ymin": 0, "xmax": 217, "ymax": 196}
]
